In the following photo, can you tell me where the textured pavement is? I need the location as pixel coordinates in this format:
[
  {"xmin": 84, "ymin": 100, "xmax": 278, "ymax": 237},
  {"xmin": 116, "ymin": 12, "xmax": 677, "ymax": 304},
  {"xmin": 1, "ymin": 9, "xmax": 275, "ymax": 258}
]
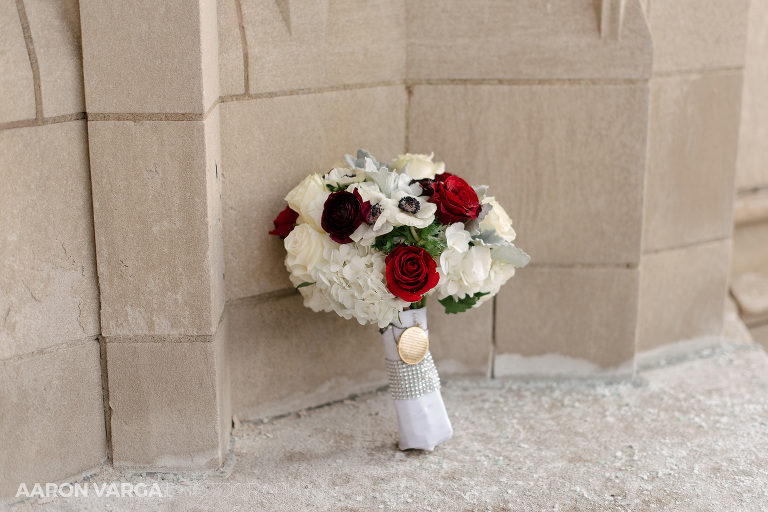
[{"xmin": 9, "ymin": 344, "xmax": 768, "ymax": 512}]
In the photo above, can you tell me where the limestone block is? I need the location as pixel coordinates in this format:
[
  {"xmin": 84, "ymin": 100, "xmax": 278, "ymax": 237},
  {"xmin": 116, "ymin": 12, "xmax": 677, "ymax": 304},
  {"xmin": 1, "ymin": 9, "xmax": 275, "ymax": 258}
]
[
  {"xmin": 24, "ymin": 0, "xmax": 85, "ymax": 117},
  {"xmin": 733, "ymin": 190, "xmax": 768, "ymax": 227},
  {"xmin": 736, "ymin": 0, "xmax": 768, "ymax": 191},
  {"xmin": 750, "ymin": 323, "xmax": 768, "ymax": 351},
  {"xmin": 732, "ymin": 220, "xmax": 768, "ymax": 278},
  {"xmin": 214, "ymin": 312, "xmax": 231, "ymax": 456},
  {"xmin": 79, "ymin": 0, "xmax": 219, "ymax": 114},
  {"xmin": 220, "ymin": 86, "xmax": 405, "ymax": 300},
  {"xmin": 731, "ymin": 220, "xmax": 768, "ymax": 325},
  {"xmin": 406, "ymin": 0, "xmax": 652, "ymax": 80},
  {"xmin": 722, "ymin": 295, "xmax": 754, "ymax": 345},
  {"xmin": 649, "ymin": 0, "xmax": 750, "ymax": 73},
  {"xmin": 217, "ymin": 0, "xmax": 245, "ymax": 96},
  {"xmin": 426, "ymin": 294, "xmax": 492, "ymax": 377},
  {"xmin": 408, "ymin": 83, "xmax": 648, "ymax": 265},
  {"xmin": 494, "ymin": 266, "xmax": 639, "ymax": 376},
  {"xmin": 0, "ymin": 0, "xmax": 35, "ymax": 123},
  {"xmin": 228, "ymin": 294, "xmax": 385, "ymax": 421},
  {"xmin": 200, "ymin": 0, "xmax": 220, "ymax": 110},
  {"xmin": 0, "ymin": 341, "xmax": 106, "ymax": 505},
  {"xmin": 107, "ymin": 334, "xmax": 229, "ymax": 469},
  {"xmin": 88, "ymin": 112, "xmax": 222, "ymax": 336},
  {"xmin": 732, "ymin": 272, "xmax": 768, "ymax": 325},
  {"xmin": 637, "ymin": 239, "xmax": 731, "ymax": 352},
  {"xmin": 205, "ymin": 108, "xmax": 226, "ymax": 332},
  {"xmin": 240, "ymin": 0, "xmax": 405, "ymax": 94},
  {"xmin": 643, "ymin": 72, "xmax": 742, "ymax": 252},
  {"xmin": 0, "ymin": 121, "xmax": 100, "ymax": 360}
]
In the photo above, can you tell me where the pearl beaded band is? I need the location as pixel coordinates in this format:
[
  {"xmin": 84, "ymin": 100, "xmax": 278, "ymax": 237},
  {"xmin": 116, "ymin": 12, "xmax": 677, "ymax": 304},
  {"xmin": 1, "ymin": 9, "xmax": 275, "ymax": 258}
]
[{"xmin": 385, "ymin": 352, "xmax": 441, "ymax": 400}]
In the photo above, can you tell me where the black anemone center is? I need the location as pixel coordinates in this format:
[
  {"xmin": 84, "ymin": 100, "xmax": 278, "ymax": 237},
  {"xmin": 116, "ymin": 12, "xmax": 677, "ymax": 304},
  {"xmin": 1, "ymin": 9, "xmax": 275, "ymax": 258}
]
[
  {"xmin": 398, "ymin": 196, "xmax": 420, "ymax": 215},
  {"xmin": 367, "ymin": 203, "xmax": 383, "ymax": 226}
]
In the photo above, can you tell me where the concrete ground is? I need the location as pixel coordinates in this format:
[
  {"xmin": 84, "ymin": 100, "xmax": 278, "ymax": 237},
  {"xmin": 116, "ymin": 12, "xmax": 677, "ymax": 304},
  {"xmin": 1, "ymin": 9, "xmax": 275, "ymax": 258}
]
[{"xmin": 9, "ymin": 344, "xmax": 768, "ymax": 512}]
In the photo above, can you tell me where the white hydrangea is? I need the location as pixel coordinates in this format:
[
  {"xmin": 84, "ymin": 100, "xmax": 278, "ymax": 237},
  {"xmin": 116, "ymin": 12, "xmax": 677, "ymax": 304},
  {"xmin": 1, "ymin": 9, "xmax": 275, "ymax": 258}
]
[
  {"xmin": 436, "ymin": 223, "xmax": 492, "ymax": 299},
  {"xmin": 474, "ymin": 259, "xmax": 518, "ymax": 306},
  {"xmin": 312, "ymin": 243, "xmax": 409, "ymax": 327}
]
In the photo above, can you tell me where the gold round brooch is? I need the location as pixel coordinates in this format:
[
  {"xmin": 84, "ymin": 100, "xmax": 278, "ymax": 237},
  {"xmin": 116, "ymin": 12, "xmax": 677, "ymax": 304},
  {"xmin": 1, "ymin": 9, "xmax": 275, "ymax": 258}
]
[{"xmin": 397, "ymin": 326, "xmax": 429, "ymax": 365}]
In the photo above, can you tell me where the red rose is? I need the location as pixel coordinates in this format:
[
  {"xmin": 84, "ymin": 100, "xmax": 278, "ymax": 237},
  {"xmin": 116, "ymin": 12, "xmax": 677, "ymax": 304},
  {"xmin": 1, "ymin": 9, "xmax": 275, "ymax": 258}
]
[
  {"xmin": 385, "ymin": 245, "xmax": 439, "ymax": 302},
  {"xmin": 428, "ymin": 174, "xmax": 481, "ymax": 224},
  {"xmin": 321, "ymin": 189, "xmax": 371, "ymax": 244},
  {"xmin": 413, "ymin": 172, "xmax": 454, "ymax": 197},
  {"xmin": 268, "ymin": 206, "xmax": 299, "ymax": 239}
]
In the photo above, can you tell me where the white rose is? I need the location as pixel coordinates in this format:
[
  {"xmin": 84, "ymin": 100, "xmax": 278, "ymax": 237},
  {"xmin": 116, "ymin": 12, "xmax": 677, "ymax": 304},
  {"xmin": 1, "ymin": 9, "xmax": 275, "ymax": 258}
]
[
  {"xmin": 391, "ymin": 152, "xmax": 446, "ymax": 180},
  {"xmin": 285, "ymin": 174, "xmax": 329, "ymax": 232},
  {"xmin": 479, "ymin": 197, "xmax": 516, "ymax": 242},
  {"xmin": 284, "ymin": 223, "xmax": 337, "ymax": 283}
]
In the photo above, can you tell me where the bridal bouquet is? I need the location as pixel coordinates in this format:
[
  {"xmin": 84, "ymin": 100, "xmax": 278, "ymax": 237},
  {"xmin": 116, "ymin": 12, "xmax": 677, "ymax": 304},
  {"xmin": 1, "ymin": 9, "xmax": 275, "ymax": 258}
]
[
  {"xmin": 269, "ymin": 150, "xmax": 529, "ymax": 324},
  {"xmin": 269, "ymin": 150, "xmax": 529, "ymax": 450}
]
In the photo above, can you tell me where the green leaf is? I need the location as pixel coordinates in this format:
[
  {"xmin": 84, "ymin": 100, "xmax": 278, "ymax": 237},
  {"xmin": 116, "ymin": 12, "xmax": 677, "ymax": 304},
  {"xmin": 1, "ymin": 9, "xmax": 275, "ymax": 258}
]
[
  {"xmin": 372, "ymin": 225, "xmax": 414, "ymax": 255},
  {"xmin": 372, "ymin": 231, "xmax": 397, "ymax": 254},
  {"xmin": 371, "ymin": 221, "xmax": 448, "ymax": 257},
  {"xmin": 439, "ymin": 292, "xmax": 490, "ymax": 314},
  {"xmin": 295, "ymin": 282, "xmax": 315, "ymax": 291},
  {"xmin": 326, "ymin": 183, "xmax": 348, "ymax": 193},
  {"xmin": 409, "ymin": 297, "xmax": 427, "ymax": 309},
  {"xmin": 420, "ymin": 220, "xmax": 444, "ymax": 239}
]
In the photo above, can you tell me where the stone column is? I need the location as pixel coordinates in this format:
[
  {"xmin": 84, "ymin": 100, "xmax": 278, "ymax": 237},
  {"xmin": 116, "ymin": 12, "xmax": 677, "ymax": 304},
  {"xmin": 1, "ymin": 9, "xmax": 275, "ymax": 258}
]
[
  {"xmin": 79, "ymin": 0, "xmax": 230, "ymax": 469},
  {"xmin": 636, "ymin": 0, "xmax": 749, "ymax": 362}
]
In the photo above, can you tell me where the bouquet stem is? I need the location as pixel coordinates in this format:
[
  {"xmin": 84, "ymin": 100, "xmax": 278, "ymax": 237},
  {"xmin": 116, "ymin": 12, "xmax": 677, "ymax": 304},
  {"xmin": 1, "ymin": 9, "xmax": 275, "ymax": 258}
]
[
  {"xmin": 409, "ymin": 297, "xmax": 427, "ymax": 309},
  {"xmin": 381, "ymin": 307, "xmax": 453, "ymax": 451}
]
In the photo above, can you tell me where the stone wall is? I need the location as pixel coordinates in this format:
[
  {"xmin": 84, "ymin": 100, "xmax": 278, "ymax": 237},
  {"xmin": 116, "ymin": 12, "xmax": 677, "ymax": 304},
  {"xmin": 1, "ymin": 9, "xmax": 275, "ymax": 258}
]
[
  {"xmin": 218, "ymin": 0, "xmax": 408, "ymax": 421},
  {"xmin": 0, "ymin": 0, "xmax": 761, "ymax": 504},
  {"xmin": 637, "ymin": 0, "xmax": 748, "ymax": 360},
  {"xmin": 732, "ymin": 0, "xmax": 768, "ymax": 334},
  {"xmin": 0, "ymin": 0, "xmax": 106, "ymax": 504}
]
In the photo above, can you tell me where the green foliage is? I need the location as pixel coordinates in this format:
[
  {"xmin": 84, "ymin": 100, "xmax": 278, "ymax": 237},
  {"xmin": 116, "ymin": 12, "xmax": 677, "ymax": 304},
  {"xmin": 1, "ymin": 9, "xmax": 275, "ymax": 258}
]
[
  {"xmin": 372, "ymin": 225, "xmax": 411, "ymax": 254},
  {"xmin": 439, "ymin": 292, "xmax": 490, "ymax": 314},
  {"xmin": 295, "ymin": 282, "xmax": 315, "ymax": 291},
  {"xmin": 417, "ymin": 221, "xmax": 447, "ymax": 258},
  {"xmin": 326, "ymin": 183, "xmax": 349, "ymax": 193},
  {"xmin": 410, "ymin": 297, "xmax": 427, "ymax": 309},
  {"xmin": 372, "ymin": 221, "xmax": 446, "ymax": 258}
]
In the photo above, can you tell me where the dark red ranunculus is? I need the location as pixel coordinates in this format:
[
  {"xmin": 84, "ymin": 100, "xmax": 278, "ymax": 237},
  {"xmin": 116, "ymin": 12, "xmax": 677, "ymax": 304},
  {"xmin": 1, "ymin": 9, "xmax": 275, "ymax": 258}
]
[
  {"xmin": 268, "ymin": 205, "xmax": 299, "ymax": 239},
  {"xmin": 428, "ymin": 174, "xmax": 481, "ymax": 224},
  {"xmin": 321, "ymin": 189, "xmax": 371, "ymax": 244},
  {"xmin": 385, "ymin": 245, "xmax": 439, "ymax": 302}
]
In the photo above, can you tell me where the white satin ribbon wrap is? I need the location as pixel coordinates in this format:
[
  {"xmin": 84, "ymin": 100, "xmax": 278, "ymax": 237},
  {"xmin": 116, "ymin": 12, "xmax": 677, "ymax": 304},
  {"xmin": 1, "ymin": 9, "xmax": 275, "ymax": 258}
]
[{"xmin": 382, "ymin": 308, "xmax": 453, "ymax": 451}]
